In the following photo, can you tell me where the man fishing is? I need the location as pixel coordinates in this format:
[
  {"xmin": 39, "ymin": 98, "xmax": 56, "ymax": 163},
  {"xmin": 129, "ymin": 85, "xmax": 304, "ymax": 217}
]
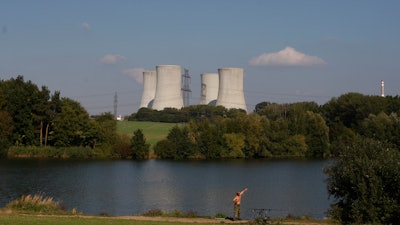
[{"xmin": 232, "ymin": 188, "xmax": 248, "ymax": 220}]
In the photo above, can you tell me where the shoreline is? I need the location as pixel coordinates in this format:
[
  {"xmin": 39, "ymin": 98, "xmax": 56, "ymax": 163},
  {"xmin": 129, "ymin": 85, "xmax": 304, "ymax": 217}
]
[{"xmin": 0, "ymin": 209, "xmax": 333, "ymax": 225}]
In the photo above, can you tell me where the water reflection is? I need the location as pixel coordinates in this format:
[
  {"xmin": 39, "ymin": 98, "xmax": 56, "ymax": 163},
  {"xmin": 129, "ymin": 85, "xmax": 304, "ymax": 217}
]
[{"xmin": 0, "ymin": 159, "xmax": 331, "ymax": 219}]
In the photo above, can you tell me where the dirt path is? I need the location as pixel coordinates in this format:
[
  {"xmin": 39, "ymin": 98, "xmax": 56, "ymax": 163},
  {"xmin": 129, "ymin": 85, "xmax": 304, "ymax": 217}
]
[
  {"xmin": 97, "ymin": 215, "xmax": 248, "ymax": 224},
  {"xmin": 106, "ymin": 215, "xmax": 331, "ymax": 224}
]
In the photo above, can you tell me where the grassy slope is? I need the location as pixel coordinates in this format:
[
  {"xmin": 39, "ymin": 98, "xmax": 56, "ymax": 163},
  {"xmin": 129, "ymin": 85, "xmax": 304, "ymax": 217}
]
[{"xmin": 117, "ymin": 121, "xmax": 180, "ymax": 147}]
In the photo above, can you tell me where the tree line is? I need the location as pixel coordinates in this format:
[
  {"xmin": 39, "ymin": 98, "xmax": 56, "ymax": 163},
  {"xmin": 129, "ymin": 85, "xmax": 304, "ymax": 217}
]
[
  {"xmin": 0, "ymin": 76, "xmax": 122, "ymax": 158},
  {"xmin": 2, "ymin": 76, "xmax": 400, "ymax": 160},
  {"xmin": 142, "ymin": 93, "xmax": 400, "ymax": 160}
]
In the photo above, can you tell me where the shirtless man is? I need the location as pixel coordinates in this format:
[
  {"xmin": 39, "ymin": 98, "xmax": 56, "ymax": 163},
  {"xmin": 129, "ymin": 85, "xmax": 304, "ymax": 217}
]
[{"xmin": 232, "ymin": 188, "xmax": 248, "ymax": 220}]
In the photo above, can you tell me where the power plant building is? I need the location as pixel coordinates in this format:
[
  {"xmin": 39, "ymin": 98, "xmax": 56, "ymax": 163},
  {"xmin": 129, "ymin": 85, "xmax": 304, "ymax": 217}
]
[
  {"xmin": 151, "ymin": 65, "xmax": 184, "ymax": 110},
  {"xmin": 200, "ymin": 73, "xmax": 219, "ymax": 105},
  {"xmin": 138, "ymin": 65, "xmax": 247, "ymax": 112},
  {"xmin": 216, "ymin": 68, "xmax": 247, "ymax": 112},
  {"xmin": 139, "ymin": 70, "xmax": 156, "ymax": 108}
]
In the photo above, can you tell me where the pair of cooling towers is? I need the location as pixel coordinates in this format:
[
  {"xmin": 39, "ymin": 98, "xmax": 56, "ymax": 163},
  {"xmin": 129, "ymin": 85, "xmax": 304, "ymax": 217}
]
[{"xmin": 139, "ymin": 65, "xmax": 247, "ymax": 112}]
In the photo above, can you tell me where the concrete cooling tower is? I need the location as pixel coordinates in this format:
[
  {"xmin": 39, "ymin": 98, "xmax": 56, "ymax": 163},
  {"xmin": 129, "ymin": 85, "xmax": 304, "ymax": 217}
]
[
  {"xmin": 139, "ymin": 70, "xmax": 156, "ymax": 108},
  {"xmin": 200, "ymin": 73, "xmax": 219, "ymax": 105},
  {"xmin": 152, "ymin": 65, "xmax": 184, "ymax": 110},
  {"xmin": 216, "ymin": 68, "xmax": 247, "ymax": 112}
]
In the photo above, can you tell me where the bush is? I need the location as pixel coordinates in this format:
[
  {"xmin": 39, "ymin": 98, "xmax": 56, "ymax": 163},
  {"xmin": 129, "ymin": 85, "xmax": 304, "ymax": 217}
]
[
  {"xmin": 325, "ymin": 138, "xmax": 400, "ymax": 224},
  {"xmin": 6, "ymin": 194, "xmax": 80, "ymax": 215},
  {"xmin": 142, "ymin": 209, "xmax": 164, "ymax": 216},
  {"xmin": 6, "ymin": 194, "xmax": 63, "ymax": 214}
]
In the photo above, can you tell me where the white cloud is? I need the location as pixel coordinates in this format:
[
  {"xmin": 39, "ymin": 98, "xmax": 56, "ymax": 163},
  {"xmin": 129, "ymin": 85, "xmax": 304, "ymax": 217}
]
[
  {"xmin": 122, "ymin": 68, "xmax": 145, "ymax": 84},
  {"xmin": 81, "ymin": 22, "xmax": 90, "ymax": 31},
  {"xmin": 99, "ymin": 54, "xmax": 127, "ymax": 65},
  {"xmin": 249, "ymin": 46, "xmax": 326, "ymax": 66}
]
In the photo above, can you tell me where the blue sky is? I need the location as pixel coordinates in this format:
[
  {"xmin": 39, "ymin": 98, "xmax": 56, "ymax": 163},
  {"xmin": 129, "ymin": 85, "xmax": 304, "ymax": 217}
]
[{"xmin": 1, "ymin": 0, "xmax": 399, "ymax": 115}]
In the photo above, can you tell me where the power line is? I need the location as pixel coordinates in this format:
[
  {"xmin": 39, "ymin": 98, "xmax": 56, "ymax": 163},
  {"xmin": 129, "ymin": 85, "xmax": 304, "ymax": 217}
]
[{"xmin": 114, "ymin": 92, "xmax": 118, "ymax": 118}]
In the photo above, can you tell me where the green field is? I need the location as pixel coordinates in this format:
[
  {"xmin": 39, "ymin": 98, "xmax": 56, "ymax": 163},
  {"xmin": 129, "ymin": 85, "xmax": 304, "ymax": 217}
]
[{"xmin": 117, "ymin": 121, "xmax": 181, "ymax": 147}]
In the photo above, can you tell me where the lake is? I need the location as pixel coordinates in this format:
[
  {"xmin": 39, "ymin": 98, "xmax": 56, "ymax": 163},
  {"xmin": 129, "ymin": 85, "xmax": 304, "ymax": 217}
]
[{"xmin": 0, "ymin": 159, "xmax": 333, "ymax": 219}]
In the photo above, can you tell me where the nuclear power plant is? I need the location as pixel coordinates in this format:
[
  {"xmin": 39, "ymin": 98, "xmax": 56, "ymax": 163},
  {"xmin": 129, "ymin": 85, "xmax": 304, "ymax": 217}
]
[
  {"xmin": 152, "ymin": 65, "xmax": 184, "ymax": 110},
  {"xmin": 139, "ymin": 70, "xmax": 156, "ymax": 108},
  {"xmin": 139, "ymin": 65, "xmax": 247, "ymax": 112},
  {"xmin": 200, "ymin": 73, "xmax": 219, "ymax": 105},
  {"xmin": 216, "ymin": 68, "xmax": 247, "ymax": 112}
]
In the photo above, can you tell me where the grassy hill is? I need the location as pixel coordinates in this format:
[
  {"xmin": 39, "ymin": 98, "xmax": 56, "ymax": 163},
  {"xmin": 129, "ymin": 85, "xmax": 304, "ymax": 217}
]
[{"xmin": 117, "ymin": 121, "xmax": 180, "ymax": 147}]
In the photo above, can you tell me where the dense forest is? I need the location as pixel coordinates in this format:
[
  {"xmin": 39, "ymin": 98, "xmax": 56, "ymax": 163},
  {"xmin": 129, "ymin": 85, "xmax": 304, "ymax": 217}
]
[
  {"xmin": 1, "ymin": 75, "xmax": 400, "ymax": 160},
  {"xmin": 130, "ymin": 92, "xmax": 400, "ymax": 160}
]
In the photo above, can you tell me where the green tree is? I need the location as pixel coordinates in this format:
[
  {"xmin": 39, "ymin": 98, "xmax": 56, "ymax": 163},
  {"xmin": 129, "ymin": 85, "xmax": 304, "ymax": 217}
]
[
  {"xmin": 282, "ymin": 134, "xmax": 307, "ymax": 157},
  {"xmin": 265, "ymin": 119, "xmax": 289, "ymax": 156},
  {"xmin": 325, "ymin": 138, "xmax": 400, "ymax": 224},
  {"xmin": 50, "ymin": 98, "xmax": 95, "ymax": 147},
  {"xmin": 304, "ymin": 111, "xmax": 330, "ymax": 158},
  {"xmin": 93, "ymin": 112, "xmax": 117, "ymax": 147},
  {"xmin": 43, "ymin": 91, "xmax": 61, "ymax": 147},
  {"xmin": 166, "ymin": 126, "xmax": 194, "ymax": 159},
  {"xmin": 0, "ymin": 110, "xmax": 13, "ymax": 158},
  {"xmin": 224, "ymin": 113, "xmax": 267, "ymax": 158},
  {"xmin": 130, "ymin": 129, "xmax": 150, "ymax": 160},
  {"xmin": 188, "ymin": 119, "xmax": 224, "ymax": 159},
  {"xmin": 31, "ymin": 86, "xmax": 51, "ymax": 147},
  {"xmin": 113, "ymin": 134, "xmax": 132, "ymax": 159},
  {"xmin": 328, "ymin": 124, "xmax": 357, "ymax": 157},
  {"xmin": 223, "ymin": 133, "xmax": 245, "ymax": 158},
  {"xmin": 0, "ymin": 88, "xmax": 13, "ymax": 157},
  {"xmin": 360, "ymin": 112, "xmax": 400, "ymax": 148},
  {"xmin": 154, "ymin": 139, "xmax": 176, "ymax": 159},
  {"xmin": 1, "ymin": 76, "xmax": 40, "ymax": 145},
  {"xmin": 322, "ymin": 93, "xmax": 386, "ymax": 130}
]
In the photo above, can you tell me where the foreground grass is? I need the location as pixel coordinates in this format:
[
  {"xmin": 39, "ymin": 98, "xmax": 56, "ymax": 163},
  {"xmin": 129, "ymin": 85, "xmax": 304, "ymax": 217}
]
[
  {"xmin": 2, "ymin": 194, "xmax": 335, "ymax": 225},
  {"xmin": 0, "ymin": 213, "xmax": 335, "ymax": 225},
  {"xmin": 0, "ymin": 213, "xmax": 210, "ymax": 225}
]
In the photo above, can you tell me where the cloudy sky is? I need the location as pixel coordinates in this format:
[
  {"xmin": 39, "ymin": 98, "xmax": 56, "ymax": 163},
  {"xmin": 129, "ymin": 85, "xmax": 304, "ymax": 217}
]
[{"xmin": 1, "ymin": 0, "xmax": 399, "ymax": 115}]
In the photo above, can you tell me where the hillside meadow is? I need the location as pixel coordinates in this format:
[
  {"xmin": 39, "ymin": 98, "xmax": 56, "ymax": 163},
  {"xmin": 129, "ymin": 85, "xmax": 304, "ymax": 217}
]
[{"xmin": 117, "ymin": 121, "xmax": 180, "ymax": 147}]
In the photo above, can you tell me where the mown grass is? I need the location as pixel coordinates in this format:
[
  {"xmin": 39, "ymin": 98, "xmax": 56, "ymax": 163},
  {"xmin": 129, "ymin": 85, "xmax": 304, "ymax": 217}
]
[
  {"xmin": 0, "ymin": 213, "xmax": 335, "ymax": 225},
  {"xmin": 0, "ymin": 214, "xmax": 220, "ymax": 225},
  {"xmin": 117, "ymin": 121, "xmax": 182, "ymax": 147}
]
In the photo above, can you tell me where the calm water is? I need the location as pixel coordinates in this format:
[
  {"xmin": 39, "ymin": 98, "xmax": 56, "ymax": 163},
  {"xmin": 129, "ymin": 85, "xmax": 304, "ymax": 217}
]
[{"xmin": 0, "ymin": 159, "xmax": 332, "ymax": 219}]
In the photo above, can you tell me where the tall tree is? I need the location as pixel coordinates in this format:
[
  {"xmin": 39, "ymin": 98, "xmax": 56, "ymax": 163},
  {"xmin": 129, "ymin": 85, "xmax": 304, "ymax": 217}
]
[
  {"xmin": 50, "ymin": 98, "xmax": 95, "ymax": 147},
  {"xmin": 31, "ymin": 86, "xmax": 51, "ymax": 146},
  {"xmin": 44, "ymin": 91, "xmax": 61, "ymax": 146},
  {"xmin": 0, "ymin": 88, "xmax": 13, "ymax": 157},
  {"xmin": 93, "ymin": 112, "xmax": 117, "ymax": 147},
  {"xmin": 304, "ymin": 111, "xmax": 330, "ymax": 158},
  {"xmin": 223, "ymin": 133, "xmax": 245, "ymax": 158},
  {"xmin": 131, "ymin": 129, "xmax": 150, "ymax": 160},
  {"xmin": 189, "ymin": 119, "xmax": 224, "ymax": 159},
  {"xmin": 167, "ymin": 126, "xmax": 194, "ymax": 159},
  {"xmin": 1, "ymin": 76, "xmax": 40, "ymax": 145},
  {"xmin": 0, "ymin": 110, "xmax": 13, "ymax": 158}
]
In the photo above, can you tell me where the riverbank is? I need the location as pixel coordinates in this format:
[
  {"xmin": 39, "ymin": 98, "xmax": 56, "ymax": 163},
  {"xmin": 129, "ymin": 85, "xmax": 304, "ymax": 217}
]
[{"xmin": 0, "ymin": 210, "xmax": 334, "ymax": 225}]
